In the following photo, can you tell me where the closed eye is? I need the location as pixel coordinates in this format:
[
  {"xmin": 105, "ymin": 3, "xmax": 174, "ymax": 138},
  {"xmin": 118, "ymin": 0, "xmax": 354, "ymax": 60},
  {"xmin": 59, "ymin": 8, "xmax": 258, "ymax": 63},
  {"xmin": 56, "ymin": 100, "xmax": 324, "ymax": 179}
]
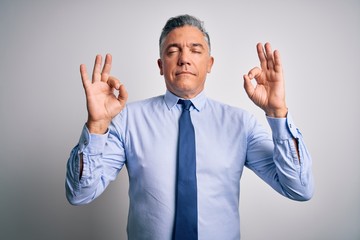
[
  {"xmin": 191, "ymin": 48, "xmax": 202, "ymax": 54},
  {"xmin": 190, "ymin": 43, "xmax": 204, "ymax": 54},
  {"xmin": 165, "ymin": 45, "xmax": 180, "ymax": 55}
]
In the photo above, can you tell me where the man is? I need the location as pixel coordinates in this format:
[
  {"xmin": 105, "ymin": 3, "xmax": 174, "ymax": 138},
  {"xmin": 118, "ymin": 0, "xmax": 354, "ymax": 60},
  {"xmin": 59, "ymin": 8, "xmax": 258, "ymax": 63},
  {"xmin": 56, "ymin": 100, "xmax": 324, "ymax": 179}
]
[{"xmin": 66, "ymin": 14, "xmax": 313, "ymax": 239}]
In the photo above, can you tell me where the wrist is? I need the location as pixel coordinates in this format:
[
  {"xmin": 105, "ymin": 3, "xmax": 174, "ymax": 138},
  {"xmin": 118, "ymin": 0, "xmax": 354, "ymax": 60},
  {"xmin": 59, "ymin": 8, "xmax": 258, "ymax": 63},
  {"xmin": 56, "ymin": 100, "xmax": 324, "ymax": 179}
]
[
  {"xmin": 265, "ymin": 107, "xmax": 288, "ymax": 118},
  {"xmin": 86, "ymin": 120, "xmax": 110, "ymax": 134}
]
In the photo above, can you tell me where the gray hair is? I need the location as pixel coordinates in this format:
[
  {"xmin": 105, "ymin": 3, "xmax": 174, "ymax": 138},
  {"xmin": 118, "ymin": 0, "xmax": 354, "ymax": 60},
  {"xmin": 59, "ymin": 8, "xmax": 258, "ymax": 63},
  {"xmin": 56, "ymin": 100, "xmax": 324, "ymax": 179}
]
[{"xmin": 159, "ymin": 14, "xmax": 211, "ymax": 55}]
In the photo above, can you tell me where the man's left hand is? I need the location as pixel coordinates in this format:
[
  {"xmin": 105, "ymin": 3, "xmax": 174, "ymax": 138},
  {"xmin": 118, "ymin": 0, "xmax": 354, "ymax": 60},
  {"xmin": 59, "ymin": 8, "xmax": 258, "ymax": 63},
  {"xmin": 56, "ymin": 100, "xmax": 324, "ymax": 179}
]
[{"xmin": 243, "ymin": 42, "xmax": 288, "ymax": 118}]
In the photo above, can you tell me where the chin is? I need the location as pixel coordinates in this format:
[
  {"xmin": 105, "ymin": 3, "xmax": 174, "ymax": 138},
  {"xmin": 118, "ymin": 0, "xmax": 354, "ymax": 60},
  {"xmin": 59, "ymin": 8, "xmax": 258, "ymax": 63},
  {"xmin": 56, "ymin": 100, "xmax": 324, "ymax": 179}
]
[{"xmin": 175, "ymin": 87, "xmax": 203, "ymax": 99}]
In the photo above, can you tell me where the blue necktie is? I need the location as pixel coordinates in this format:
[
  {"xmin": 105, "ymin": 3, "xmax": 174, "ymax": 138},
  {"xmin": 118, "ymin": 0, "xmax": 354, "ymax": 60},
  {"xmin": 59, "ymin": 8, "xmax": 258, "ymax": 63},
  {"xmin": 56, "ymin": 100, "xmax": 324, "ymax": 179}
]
[{"xmin": 173, "ymin": 99, "xmax": 198, "ymax": 240}]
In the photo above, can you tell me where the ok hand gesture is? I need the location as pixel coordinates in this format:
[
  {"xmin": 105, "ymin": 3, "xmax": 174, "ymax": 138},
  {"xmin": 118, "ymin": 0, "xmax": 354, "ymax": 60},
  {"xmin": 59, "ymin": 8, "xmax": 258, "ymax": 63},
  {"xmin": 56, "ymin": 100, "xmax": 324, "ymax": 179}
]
[
  {"xmin": 243, "ymin": 43, "xmax": 288, "ymax": 118},
  {"xmin": 80, "ymin": 54, "xmax": 128, "ymax": 134}
]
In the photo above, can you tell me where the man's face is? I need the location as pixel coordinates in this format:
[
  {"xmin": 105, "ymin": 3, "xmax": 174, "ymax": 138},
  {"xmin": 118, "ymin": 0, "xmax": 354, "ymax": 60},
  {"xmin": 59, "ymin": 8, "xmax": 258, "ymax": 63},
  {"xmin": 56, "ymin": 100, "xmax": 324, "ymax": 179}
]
[{"xmin": 158, "ymin": 26, "xmax": 214, "ymax": 99}]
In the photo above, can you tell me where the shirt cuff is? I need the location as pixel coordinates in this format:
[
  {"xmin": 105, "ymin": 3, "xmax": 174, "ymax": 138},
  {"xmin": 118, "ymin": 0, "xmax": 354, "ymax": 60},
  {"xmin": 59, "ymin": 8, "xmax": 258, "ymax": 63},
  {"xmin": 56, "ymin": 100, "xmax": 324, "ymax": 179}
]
[
  {"xmin": 78, "ymin": 124, "xmax": 109, "ymax": 155},
  {"xmin": 266, "ymin": 112, "xmax": 300, "ymax": 140}
]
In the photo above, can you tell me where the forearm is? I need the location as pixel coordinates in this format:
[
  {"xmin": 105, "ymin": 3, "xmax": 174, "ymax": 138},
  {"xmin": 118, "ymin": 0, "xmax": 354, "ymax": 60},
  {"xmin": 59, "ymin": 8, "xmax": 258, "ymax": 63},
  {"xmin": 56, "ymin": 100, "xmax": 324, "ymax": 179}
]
[
  {"xmin": 65, "ymin": 146, "xmax": 102, "ymax": 205},
  {"xmin": 268, "ymin": 110, "xmax": 300, "ymax": 160},
  {"xmin": 267, "ymin": 114, "xmax": 314, "ymax": 200},
  {"xmin": 65, "ymin": 124, "xmax": 126, "ymax": 205},
  {"xmin": 246, "ymin": 113, "xmax": 314, "ymax": 201},
  {"xmin": 272, "ymin": 136, "xmax": 313, "ymax": 200}
]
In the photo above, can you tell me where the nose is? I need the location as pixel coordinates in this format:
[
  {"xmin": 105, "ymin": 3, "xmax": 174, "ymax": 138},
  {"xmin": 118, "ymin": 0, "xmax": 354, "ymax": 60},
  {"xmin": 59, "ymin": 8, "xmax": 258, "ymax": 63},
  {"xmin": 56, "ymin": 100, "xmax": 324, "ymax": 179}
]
[{"xmin": 177, "ymin": 50, "xmax": 191, "ymax": 66}]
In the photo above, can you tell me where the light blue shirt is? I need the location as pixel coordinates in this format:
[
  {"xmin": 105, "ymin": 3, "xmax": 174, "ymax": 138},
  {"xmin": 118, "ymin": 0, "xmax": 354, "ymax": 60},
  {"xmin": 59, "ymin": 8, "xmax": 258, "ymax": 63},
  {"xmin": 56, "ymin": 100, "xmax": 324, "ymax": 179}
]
[{"xmin": 66, "ymin": 90, "xmax": 313, "ymax": 240}]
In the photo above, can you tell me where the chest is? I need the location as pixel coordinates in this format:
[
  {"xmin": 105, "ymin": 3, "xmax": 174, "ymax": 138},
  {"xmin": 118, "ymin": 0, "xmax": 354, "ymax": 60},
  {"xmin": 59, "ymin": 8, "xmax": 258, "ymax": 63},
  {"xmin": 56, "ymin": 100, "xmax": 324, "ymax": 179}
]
[{"xmin": 124, "ymin": 108, "xmax": 248, "ymax": 181}]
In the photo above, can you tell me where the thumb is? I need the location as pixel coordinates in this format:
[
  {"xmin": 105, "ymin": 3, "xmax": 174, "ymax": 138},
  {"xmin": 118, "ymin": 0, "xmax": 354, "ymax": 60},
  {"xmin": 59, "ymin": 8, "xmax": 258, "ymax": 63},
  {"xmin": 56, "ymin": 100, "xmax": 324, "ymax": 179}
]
[
  {"xmin": 117, "ymin": 84, "xmax": 128, "ymax": 105},
  {"xmin": 243, "ymin": 74, "xmax": 254, "ymax": 98}
]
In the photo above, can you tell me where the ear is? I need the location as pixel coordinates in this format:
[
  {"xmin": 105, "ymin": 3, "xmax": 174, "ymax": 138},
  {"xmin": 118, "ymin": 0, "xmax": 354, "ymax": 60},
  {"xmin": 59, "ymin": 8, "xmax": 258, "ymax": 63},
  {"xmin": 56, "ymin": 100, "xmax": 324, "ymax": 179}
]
[
  {"xmin": 157, "ymin": 59, "xmax": 164, "ymax": 75},
  {"xmin": 207, "ymin": 56, "xmax": 214, "ymax": 73}
]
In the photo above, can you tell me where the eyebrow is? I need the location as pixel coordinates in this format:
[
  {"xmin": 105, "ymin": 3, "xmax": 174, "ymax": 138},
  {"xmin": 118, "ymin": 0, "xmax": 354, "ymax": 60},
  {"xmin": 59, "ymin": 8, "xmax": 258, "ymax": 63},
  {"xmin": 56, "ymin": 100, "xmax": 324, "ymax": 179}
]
[{"xmin": 190, "ymin": 43, "xmax": 205, "ymax": 49}]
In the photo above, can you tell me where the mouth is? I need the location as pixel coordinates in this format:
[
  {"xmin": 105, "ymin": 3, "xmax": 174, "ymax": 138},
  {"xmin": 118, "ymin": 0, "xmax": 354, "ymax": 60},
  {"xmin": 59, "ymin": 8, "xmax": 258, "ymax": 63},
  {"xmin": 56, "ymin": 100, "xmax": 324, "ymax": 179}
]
[{"xmin": 175, "ymin": 71, "xmax": 195, "ymax": 76}]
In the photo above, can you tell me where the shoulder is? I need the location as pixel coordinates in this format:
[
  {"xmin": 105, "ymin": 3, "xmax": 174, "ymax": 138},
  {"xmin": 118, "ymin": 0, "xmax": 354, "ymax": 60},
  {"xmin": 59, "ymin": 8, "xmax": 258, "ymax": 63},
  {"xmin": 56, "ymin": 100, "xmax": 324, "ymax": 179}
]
[
  {"xmin": 117, "ymin": 95, "xmax": 169, "ymax": 120},
  {"xmin": 199, "ymin": 97, "xmax": 258, "ymax": 129},
  {"xmin": 120, "ymin": 95, "xmax": 166, "ymax": 115},
  {"xmin": 111, "ymin": 95, "xmax": 165, "ymax": 129},
  {"xmin": 127, "ymin": 95, "xmax": 165, "ymax": 108},
  {"xmin": 205, "ymin": 97, "xmax": 252, "ymax": 118}
]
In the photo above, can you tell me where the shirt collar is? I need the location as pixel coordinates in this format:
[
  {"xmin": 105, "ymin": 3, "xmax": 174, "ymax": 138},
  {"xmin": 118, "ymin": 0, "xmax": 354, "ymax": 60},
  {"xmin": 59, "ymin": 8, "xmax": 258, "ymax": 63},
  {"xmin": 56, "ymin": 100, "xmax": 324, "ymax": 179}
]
[{"xmin": 164, "ymin": 90, "xmax": 206, "ymax": 112}]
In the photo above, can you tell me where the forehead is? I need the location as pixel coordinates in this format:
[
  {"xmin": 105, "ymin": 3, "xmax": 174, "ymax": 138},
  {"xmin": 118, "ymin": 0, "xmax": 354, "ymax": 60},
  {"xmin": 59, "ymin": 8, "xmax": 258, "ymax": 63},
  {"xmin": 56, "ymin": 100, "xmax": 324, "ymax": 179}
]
[{"xmin": 163, "ymin": 26, "xmax": 208, "ymax": 47}]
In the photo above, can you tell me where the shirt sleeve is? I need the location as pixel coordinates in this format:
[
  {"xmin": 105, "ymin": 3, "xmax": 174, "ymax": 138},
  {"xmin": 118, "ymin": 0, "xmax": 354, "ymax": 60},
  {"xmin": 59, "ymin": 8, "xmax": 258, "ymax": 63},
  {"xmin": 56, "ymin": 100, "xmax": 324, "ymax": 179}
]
[
  {"xmin": 65, "ymin": 120, "xmax": 126, "ymax": 205},
  {"xmin": 245, "ymin": 113, "xmax": 314, "ymax": 201}
]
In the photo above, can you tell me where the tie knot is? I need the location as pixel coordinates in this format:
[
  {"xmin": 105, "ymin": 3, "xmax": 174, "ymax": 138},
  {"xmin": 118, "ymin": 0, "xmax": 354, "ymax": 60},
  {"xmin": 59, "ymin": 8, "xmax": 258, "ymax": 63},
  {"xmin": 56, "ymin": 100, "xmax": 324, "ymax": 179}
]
[{"xmin": 178, "ymin": 99, "xmax": 193, "ymax": 111}]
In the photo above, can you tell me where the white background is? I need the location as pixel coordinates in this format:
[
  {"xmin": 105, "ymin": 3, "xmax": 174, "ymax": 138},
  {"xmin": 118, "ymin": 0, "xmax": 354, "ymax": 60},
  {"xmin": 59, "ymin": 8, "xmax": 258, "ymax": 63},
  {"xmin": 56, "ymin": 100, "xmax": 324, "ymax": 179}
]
[{"xmin": 0, "ymin": 0, "xmax": 359, "ymax": 239}]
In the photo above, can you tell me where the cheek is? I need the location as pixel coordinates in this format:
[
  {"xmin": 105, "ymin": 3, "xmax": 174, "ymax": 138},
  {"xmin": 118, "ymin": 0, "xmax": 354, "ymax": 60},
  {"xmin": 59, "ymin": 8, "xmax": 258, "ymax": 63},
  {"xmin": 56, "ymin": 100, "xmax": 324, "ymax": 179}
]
[
  {"xmin": 163, "ymin": 68, "xmax": 173, "ymax": 79},
  {"xmin": 200, "ymin": 63, "xmax": 210, "ymax": 75},
  {"xmin": 163, "ymin": 63, "xmax": 176, "ymax": 76}
]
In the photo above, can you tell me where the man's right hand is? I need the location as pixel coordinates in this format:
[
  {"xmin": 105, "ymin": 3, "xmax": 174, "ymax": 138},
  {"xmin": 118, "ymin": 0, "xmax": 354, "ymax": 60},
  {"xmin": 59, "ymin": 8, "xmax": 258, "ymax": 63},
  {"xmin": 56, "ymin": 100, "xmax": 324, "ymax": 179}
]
[{"xmin": 80, "ymin": 54, "xmax": 128, "ymax": 134}]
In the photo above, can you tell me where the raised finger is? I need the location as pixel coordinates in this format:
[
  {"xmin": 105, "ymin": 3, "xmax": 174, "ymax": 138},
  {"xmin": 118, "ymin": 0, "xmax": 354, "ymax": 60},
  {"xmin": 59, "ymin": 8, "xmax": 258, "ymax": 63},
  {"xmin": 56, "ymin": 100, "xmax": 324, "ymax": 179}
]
[
  {"xmin": 80, "ymin": 64, "xmax": 90, "ymax": 89},
  {"xmin": 92, "ymin": 54, "xmax": 102, "ymax": 83},
  {"xmin": 101, "ymin": 54, "xmax": 112, "ymax": 82},
  {"xmin": 273, "ymin": 50, "xmax": 282, "ymax": 73},
  {"xmin": 264, "ymin": 42, "xmax": 274, "ymax": 70},
  {"xmin": 257, "ymin": 43, "xmax": 267, "ymax": 70}
]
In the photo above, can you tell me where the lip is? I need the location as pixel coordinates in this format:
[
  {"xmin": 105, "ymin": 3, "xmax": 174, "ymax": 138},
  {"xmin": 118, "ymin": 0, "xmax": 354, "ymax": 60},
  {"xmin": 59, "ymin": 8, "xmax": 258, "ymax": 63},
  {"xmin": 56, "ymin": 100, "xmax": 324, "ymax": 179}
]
[{"xmin": 175, "ymin": 71, "xmax": 195, "ymax": 76}]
